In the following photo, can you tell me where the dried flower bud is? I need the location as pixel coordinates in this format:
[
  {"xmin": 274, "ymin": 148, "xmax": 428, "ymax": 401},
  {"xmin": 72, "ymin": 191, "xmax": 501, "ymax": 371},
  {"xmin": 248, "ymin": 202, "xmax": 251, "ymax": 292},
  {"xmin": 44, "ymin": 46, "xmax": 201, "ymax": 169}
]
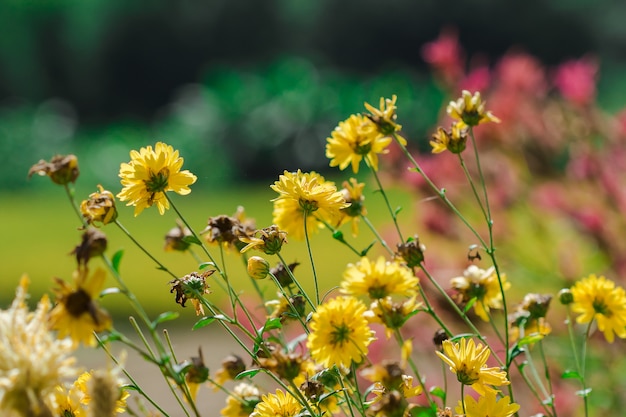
[
  {"xmin": 300, "ymin": 378, "xmax": 325, "ymax": 402},
  {"xmin": 164, "ymin": 220, "xmax": 192, "ymax": 252},
  {"xmin": 28, "ymin": 154, "xmax": 79, "ymax": 185},
  {"xmin": 71, "ymin": 228, "xmax": 107, "ymax": 265},
  {"xmin": 169, "ymin": 271, "xmax": 214, "ymax": 315},
  {"xmin": 185, "ymin": 348, "xmax": 210, "ymax": 384},
  {"xmin": 396, "ymin": 236, "xmax": 426, "ymax": 268},
  {"xmin": 270, "ymin": 262, "xmax": 299, "ymax": 287},
  {"xmin": 240, "ymin": 225, "xmax": 288, "ymax": 255},
  {"xmin": 558, "ymin": 288, "xmax": 574, "ymax": 305},
  {"xmin": 433, "ymin": 329, "xmax": 448, "ymax": 349},
  {"xmin": 80, "ymin": 185, "xmax": 118, "ymax": 227}
]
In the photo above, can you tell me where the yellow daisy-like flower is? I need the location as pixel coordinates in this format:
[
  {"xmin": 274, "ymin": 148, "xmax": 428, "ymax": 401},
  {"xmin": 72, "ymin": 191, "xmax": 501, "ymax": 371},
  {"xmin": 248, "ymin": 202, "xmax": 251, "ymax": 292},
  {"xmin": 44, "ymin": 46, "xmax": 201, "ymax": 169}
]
[
  {"xmin": 447, "ymin": 90, "xmax": 500, "ymax": 127},
  {"xmin": 436, "ymin": 338, "xmax": 509, "ymax": 395},
  {"xmin": 117, "ymin": 142, "xmax": 197, "ymax": 216},
  {"xmin": 307, "ymin": 296, "xmax": 375, "ymax": 369},
  {"xmin": 251, "ymin": 389, "xmax": 302, "ymax": 417},
  {"xmin": 429, "ymin": 121, "xmax": 468, "ymax": 154},
  {"xmin": 53, "ymin": 383, "xmax": 87, "ymax": 417},
  {"xmin": 271, "ymin": 170, "xmax": 348, "ymax": 240},
  {"xmin": 325, "ymin": 114, "xmax": 392, "ymax": 173},
  {"xmin": 341, "ymin": 256, "xmax": 419, "ymax": 299},
  {"xmin": 49, "ymin": 268, "xmax": 112, "ymax": 348},
  {"xmin": 363, "ymin": 95, "xmax": 405, "ymax": 140},
  {"xmin": 451, "ymin": 265, "xmax": 510, "ymax": 322},
  {"xmin": 570, "ymin": 274, "xmax": 626, "ymax": 343},
  {"xmin": 337, "ymin": 178, "xmax": 367, "ymax": 237},
  {"xmin": 456, "ymin": 391, "xmax": 520, "ymax": 417},
  {"xmin": 221, "ymin": 383, "xmax": 261, "ymax": 417},
  {"xmin": 365, "ymin": 296, "xmax": 422, "ymax": 338}
]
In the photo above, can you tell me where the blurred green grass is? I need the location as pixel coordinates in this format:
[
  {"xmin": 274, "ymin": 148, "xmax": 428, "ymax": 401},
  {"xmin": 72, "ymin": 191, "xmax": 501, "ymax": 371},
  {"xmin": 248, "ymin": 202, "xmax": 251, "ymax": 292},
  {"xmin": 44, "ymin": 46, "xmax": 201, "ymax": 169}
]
[{"xmin": 0, "ymin": 182, "xmax": 414, "ymax": 319}]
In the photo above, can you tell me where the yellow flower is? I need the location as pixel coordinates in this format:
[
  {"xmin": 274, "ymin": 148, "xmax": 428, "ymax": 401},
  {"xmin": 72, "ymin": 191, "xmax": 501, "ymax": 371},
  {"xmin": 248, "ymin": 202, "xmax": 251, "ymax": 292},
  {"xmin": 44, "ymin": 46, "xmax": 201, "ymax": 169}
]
[
  {"xmin": 307, "ymin": 296, "xmax": 375, "ymax": 369},
  {"xmin": 49, "ymin": 268, "xmax": 112, "ymax": 347},
  {"xmin": 429, "ymin": 122, "xmax": 468, "ymax": 154},
  {"xmin": 271, "ymin": 170, "xmax": 348, "ymax": 240},
  {"xmin": 251, "ymin": 389, "xmax": 302, "ymax": 417},
  {"xmin": 117, "ymin": 142, "xmax": 197, "ymax": 216},
  {"xmin": 451, "ymin": 265, "xmax": 509, "ymax": 322},
  {"xmin": 456, "ymin": 391, "xmax": 520, "ymax": 417},
  {"xmin": 80, "ymin": 185, "xmax": 118, "ymax": 226},
  {"xmin": 75, "ymin": 367, "xmax": 130, "ymax": 415},
  {"xmin": 0, "ymin": 276, "xmax": 77, "ymax": 417},
  {"xmin": 436, "ymin": 338, "xmax": 509, "ymax": 395},
  {"xmin": 240, "ymin": 225, "xmax": 288, "ymax": 255},
  {"xmin": 247, "ymin": 256, "xmax": 270, "ymax": 280},
  {"xmin": 363, "ymin": 95, "xmax": 405, "ymax": 139},
  {"xmin": 365, "ymin": 297, "xmax": 422, "ymax": 338},
  {"xmin": 570, "ymin": 274, "xmax": 626, "ymax": 343},
  {"xmin": 341, "ymin": 256, "xmax": 419, "ymax": 299},
  {"xmin": 221, "ymin": 383, "xmax": 261, "ymax": 417},
  {"xmin": 447, "ymin": 90, "xmax": 500, "ymax": 127},
  {"xmin": 325, "ymin": 114, "xmax": 392, "ymax": 173},
  {"xmin": 337, "ymin": 178, "xmax": 367, "ymax": 237},
  {"xmin": 53, "ymin": 383, "xmax": 87, "ymax": 417}
]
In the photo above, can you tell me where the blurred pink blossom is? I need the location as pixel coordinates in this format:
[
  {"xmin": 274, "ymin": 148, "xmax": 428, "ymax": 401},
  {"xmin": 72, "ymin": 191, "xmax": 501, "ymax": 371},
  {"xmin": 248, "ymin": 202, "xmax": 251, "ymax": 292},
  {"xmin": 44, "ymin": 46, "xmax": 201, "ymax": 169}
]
[
  {"xmin": 553, "ymin": 57, "xmax": 598, "ymax": 106},
  {"xmin": 496, "ymin": 52, "xmax": 547, "ymax": 96},
  {"xmin": 421, "ymin": 28, "xmax": 464, "ymax": 86}
]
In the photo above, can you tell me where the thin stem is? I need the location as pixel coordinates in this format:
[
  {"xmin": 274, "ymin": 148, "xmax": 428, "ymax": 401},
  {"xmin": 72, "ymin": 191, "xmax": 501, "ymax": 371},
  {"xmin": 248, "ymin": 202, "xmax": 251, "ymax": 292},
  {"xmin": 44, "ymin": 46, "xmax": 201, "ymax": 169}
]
[
  {"xmin": 361, "ymin": 215, "xmax": 394, "ymax": 256},
  {"xmin": 276, "ymin": 253, "xmax": 316, "ymax": 311},
  {"xmin": 316, "ymin": 216, "xmax": 365, "ymax": 256},
  {"xmin": 369, "ymin": 163, "xmax": 404, "ymax": 242},
  {"xmin": 538, "ymin": 340, "xmax": 558, "ymax": 416},
  {"xmin": 392, "ymin": 328, "xmax": 434, "ymax": 407},
  {"xmin": 303, "ymin": 211, "xmax": 320, "ymax": 306},
  {"xmin": 115, "ymin": 220, "xmax": 178, "ymax": 279},
  {"xmin": 457, "ymin": 153, "xmax": 489, "ymax": 224}
]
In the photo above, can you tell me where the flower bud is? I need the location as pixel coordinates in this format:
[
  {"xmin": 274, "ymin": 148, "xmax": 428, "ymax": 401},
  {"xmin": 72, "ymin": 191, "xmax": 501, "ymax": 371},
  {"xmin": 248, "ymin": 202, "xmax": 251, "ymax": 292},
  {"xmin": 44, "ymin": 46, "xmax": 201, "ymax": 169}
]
[
  {"xmin": 247, "ymin": 256, "xmax": 270, "ymax": 280},
  {"xmin": 72, "ymin": 228, "xmax": 108, "ymax": 265},
  {"xmin": 80, "ymin": 185, "xmax": 118, "ymax": 227},
  {"xmin": 558, "ymin": 288, "xmax": 574, "ymax": 305},
  {"xmin": 28, "ymin": 154, "xmax": 79, "ymax": 185},
  {"xmin": 396, "ymin": 236, "xmax": 426, "ymax": 268}
]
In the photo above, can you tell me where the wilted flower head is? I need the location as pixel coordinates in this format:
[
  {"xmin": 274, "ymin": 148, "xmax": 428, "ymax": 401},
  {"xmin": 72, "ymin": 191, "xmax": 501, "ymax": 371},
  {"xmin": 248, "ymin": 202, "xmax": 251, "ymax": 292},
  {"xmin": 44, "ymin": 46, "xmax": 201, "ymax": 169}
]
[
  {"xmin": 0, "ymin": 276, "xmax": 77, "ymax": 417},
  {"xmin": 202, "ymin": 207, "xmax": 256, "ymax": 252},
  {"xmin": 325, "ymin": 114, "xmax": 392, "ymax": 174},
  {"xmin": 447, "ymin": 90, "xmax": 500, "ymax": 127},
  {"xmin": 450, "ymin": 265, "xmax": 510, "ymax": 321},
  {"xmin": 117, "ymin": 142, "xmax": 197, "ymax": 216},
  {"xmin": 181, "ymin": 348, "xmax": 209, "ymax": 401},
  {"xmin": 271, "ymin": 170, "xmax": 348, "ymax": 240},
  {"xmin": 430, "ymin": 122, "xmax": 468, "ymax": 154},
  {"xmin": 80, "ymin": 185, "xmax": 118, "ymax": 227},
  {"xmin": 221, "ymin": 383, "xmax": 261, "ymax": 417},
  {"xmin": 213, "ymin": 354, "xmax": 246, "ymax": 387},
  {"xmin": 28, "ymin": 154, "xmax": 79, "ymax": 185},
  {"xmin": 239, "ymin": 225, "xmax": 288, "ymax": 255},
  {"xmin": 266, "ymin": 293, "xmax": 306, "ymax": 323},
  {"xmin": 71, "ymin": 228, "xmax": 107, "ymax": 266},
  {"xmin": 269, "ymin": 261, "xmax": 299, "ymax": 288},
  {"xmin": 49, "ymin": 268, "xmax": 113, "ymax": 348},
  {"xmin": 365, "ymin": 297, "xmax": 422, "ymax": 337},
  {"xmin": 169, "ymin": 271, "xmax": 214, "ymax": 316},
  {"xmin": 164, "ymin": 220, "xmax": 193, "ymax": 252},
  {"xmin": 395, "ymin": 236, "xmax": 426, "ymax": 268}
]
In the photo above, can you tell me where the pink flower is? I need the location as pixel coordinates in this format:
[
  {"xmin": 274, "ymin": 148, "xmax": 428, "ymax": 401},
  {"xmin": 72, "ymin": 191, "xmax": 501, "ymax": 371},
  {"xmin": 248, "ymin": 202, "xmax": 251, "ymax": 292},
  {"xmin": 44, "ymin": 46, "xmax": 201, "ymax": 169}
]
[
  {"xmin": 421, "ymin": 28, "xmax": 464, "ymax": 85},
  {"xmin": 553, "ymin": 57, "xmax": 598, "ymax": 106},
  {"xmin": 496, "ymin": 52, "xmax": 547, "ymax": 96},
  {"xmin": 460, "ymin": 65, "xmax": 491, "ymax": 93}
]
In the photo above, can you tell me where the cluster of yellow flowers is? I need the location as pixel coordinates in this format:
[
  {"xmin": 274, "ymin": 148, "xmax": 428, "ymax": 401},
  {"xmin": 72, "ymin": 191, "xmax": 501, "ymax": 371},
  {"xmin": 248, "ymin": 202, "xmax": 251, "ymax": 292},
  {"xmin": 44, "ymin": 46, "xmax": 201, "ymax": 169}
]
[{"xmin": 17, "ymin": 90, "xmax": 626, "ymax": 417}]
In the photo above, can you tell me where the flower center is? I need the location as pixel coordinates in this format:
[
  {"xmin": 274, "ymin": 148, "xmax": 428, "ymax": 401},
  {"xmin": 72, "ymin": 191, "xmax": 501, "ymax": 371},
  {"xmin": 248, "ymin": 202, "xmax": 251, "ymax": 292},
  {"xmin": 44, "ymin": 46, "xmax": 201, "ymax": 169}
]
[
  {"xmin": 368, "ymin": 284, "xmax": 389, "ymax": 300},
  {"xmin": 299, "ymin": 199, "xmax": 319, "ymax": 214},
  {"xmin": 331, "ymin": 322, "xmax": 352, "ymax": 346},
  {"xmin": 455, "ymin": 364, "xmax": 480, "ymax": 386},
  {"xmin": 592, "ymin": 298, "xmax": 611, "ymax": 317},
  {"xmin": 145, "ymin": 168, "xmax": 170, "ymax": 192},
  {"xmin": 65, "ymin": 289, "xmax": 93, "ymax": 318},
  {"xmin": 355, "ymin": 142, "xmax": 372, "ymax": 156}
]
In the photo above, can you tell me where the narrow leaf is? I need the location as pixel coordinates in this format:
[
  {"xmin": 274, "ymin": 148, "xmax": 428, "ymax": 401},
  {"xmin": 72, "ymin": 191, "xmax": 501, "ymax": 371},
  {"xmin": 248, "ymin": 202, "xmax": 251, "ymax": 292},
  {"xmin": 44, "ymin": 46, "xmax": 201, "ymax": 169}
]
[
  {"xmin": 517, "ymin": 333, "xmax": 544, "ymax": 347},
  {"xmin": 576, "ymin": 388, "xmax": 592, "ymax": 397},
  {"xmin": 429, "ymin": 386, "xmax": 446, "ymax": 401},
  {"xmin": 561, "ymin": 370, "xmax": 582, "ymax": 380},
  {"xmin": 182, "ymin": 235, "xmax": 202, "ymax": 245},
  {"xmin": 111, "ymin": 249, "xmax": 124, "ymax": 273},
  {"xmin": 152, "ymin": 311, "xmax": 179, "ymax": 328},
  {"xmin": 199, "ymin": 262, "xmax": 215, "ymax": 270},
  {"xmin": 235, "ymin": 369, "xmax": 261, "ymax": 380},
  {"xmin": 262, "ymin": 317, "xmax": 283, "ymax": 332},
  {"xmin": 394, "ymin": 206, "xmax": 403, "ymax": 216},
  {"xmin": 463, "ymin": 298, "xmax": 477, "ymax": 313},
  {"xmin": 192, "ymin": 316, "xmax": 215, "ymax": 330},
  {"xmin": 100, "ymin": 287, "xmax": 121, "ymax": 297}
]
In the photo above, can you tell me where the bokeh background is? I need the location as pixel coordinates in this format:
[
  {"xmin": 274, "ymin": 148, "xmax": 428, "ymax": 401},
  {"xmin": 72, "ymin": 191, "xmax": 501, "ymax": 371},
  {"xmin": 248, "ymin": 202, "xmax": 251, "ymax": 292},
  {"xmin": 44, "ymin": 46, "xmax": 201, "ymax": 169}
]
[{"xmin": 3, "ymin": 1, "xmax": 626, "ymax": 415}]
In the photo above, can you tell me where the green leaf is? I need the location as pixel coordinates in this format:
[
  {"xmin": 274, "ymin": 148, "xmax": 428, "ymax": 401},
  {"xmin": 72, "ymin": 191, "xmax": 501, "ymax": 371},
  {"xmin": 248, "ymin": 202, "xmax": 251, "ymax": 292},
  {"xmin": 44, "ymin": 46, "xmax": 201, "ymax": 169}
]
[
  {"xmin": 235, "ymin": 369, "xmax": 261, "ymax": 380},
  {"xmin": 359, "ymin": 240, "xmax": 377, "ymax": 257},
  {"xmin": 394, "ymin": 206, "xmax": 403, "ymax": 216},
  {"xmin": 576, "ymin": 388, "xmax": 592, "ymax": 397},
  {"xmin": 464, "ymin": 298, "xmax": 477, "ymax": 313},
  {"xmin": 262, "ymin": 317, "xmax": 283, "ymax": 332},
  {"xmin": 509, "ymin": 344, "xmax": 525, "ymax": 362},
  {"xmin": 429, "ymin": 386, "xmax": 446, "ymax": 401},
  {"xmin": 192, "ymin": 316, "xmax": 215, "ymax": 330},
  {"xmin": 100, "ymin": 287, "xmax": 121, "ymax": 297},
  {"xmin": 199, "ymin": 262, "xmax": 215, "ymax": 270},
  {"xmin": 98, "ymin": 330, "xmax": 123, "ymax": 344},
  {"xmin": 409, "ymin": 405, "xmax": 437, "ymax": 417},
  {"xmin": 122, "ymin": 384, "xmax": 140, "ymax": 391},
  {"xmin": 152, "ymin": 311, "xmax": 179, "ymax": 328},
  {"xmin": 561, "ymin": 370, "xmax": 582, "ymax": 380},
  {"xmin": 111, "ymin": 249, "xmax": 124, "ymax": 273},
  {"xmin": 182, "ymin": 235, "xmax": 202, "ymax": 245},
  {"xmin": 517, "ymin": 333, "xmax": 544, "ymax": 347}
]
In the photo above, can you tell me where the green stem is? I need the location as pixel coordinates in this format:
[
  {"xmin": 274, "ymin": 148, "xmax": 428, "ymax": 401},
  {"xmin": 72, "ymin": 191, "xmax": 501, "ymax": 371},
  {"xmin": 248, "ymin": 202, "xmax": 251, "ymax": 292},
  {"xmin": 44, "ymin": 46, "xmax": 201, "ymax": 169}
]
[
  {"xmin": 369, "ymin": 163, "xmax": 404, "ymax": 243},
  {"xmin": 115, "ymin": 220, "xmax": 178, "ymax": 279},
  {"xmin": 361, "ymin": 215, "xmax": 394, "ymax": 256},
  {"xmin": 276, "ymin": 253, "xmax": 316, "ymax": 311},
  {"xmin": 303, "ymin": 211, "xmax": 320, "ymax": 306}
]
